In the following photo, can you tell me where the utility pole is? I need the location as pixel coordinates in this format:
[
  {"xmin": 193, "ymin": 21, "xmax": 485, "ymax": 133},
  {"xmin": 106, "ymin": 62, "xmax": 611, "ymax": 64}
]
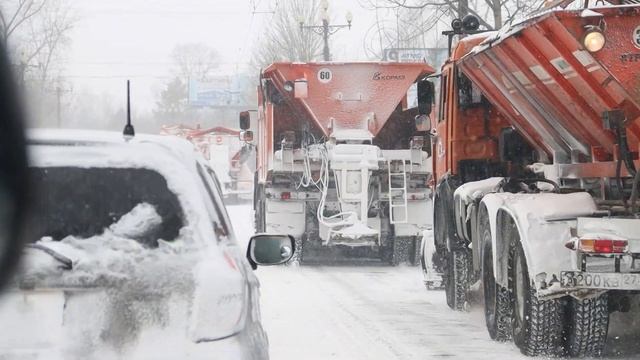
[
  {"xmin": 458, "ymin": 0, "xmax": 469, "ymax": 18},
  {"xmin": 299, "ymin": 0, "xmax": 353, "ymax": 61},
  {"xmin": 53, "ymin": 83, "xmax": 72, "ymax": 128},
  {"xmin": 322, "ymin": 18, "xmax": 330, "ymax": 61}
]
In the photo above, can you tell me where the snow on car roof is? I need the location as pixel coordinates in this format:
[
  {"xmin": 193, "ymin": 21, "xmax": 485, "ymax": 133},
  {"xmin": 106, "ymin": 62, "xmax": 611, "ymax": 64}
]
[{"xmin": 29, "ymin": 128, "xmax": 196, "ymax": 158}]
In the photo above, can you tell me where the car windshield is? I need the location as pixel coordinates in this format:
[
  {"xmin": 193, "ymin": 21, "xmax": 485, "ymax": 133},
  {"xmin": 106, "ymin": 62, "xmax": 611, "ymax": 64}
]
[
  {"xmin": 28, "ymin": 167, "xmax": 185, "ymax": 247},
  {"xmin": 3, "ymin": 0, "xmax": 640, "ymax": 359}
]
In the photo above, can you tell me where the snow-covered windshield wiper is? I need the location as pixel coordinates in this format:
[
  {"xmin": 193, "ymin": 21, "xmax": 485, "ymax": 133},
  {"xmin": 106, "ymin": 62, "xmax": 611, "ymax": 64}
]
[{"xmin": 25, "ymin": 243, "xmax": 73, "ymax": 270}]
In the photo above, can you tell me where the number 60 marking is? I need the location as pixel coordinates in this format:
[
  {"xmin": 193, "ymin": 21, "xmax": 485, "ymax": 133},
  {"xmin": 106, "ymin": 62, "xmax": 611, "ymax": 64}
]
[{"xmin": 317, "ymin": 68, "xmax": 333, "ymax": 83}]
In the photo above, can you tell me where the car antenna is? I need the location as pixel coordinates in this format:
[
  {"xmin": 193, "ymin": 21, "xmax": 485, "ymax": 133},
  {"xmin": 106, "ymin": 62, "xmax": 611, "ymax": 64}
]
[{"xmin": 123, "ymin": 79, "xmax": 135, "ymax": 141}]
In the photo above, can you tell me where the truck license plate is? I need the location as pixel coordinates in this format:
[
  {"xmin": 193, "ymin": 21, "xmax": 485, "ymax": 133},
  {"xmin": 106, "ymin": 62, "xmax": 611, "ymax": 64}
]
[{"xmin": 561, "ymin": 271, "xmax": 640, "ymax": 290}]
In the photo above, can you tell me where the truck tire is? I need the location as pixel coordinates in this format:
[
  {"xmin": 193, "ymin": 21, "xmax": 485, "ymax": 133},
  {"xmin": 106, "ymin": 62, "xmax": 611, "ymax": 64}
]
[
  {"xmin": 384, "ymin": 237, "xmax": 418, "ymax": 266},
  {"xmin": 479, "ymin": 212, "xmax": 512, "ymax": 341},
  {"xmin": 433, "ymin": 196, "xmax": 448, "ymax": 270},
  {"xmin": 411, "ymin": 236, "xmax": 422, "ymax": 266},
  {"xmin": 253, "ymin": 185, "xmax": 265, "ymax": 233},
  {"xmin": 444, "ymin": 249, "xmax": 470, "ymax": 311},
  {"xmin": 566, "ymin": 294, "xmax": 609, "ymax": 357},
  {"xmin": 286, "ymin": 237, "xmax": 304, "ymax": 266},
  {"xmin": 509, "ymin": 237, "xmax": 564, "ymax": 356}
]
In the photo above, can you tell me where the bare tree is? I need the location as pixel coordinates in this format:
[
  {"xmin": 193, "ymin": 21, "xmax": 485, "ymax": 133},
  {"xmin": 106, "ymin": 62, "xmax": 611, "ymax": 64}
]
[
  {"xmin": 171, "ymin": 43, "xmax": 220, "ymax": 83},
  {"xmin": 0, "ymin": 0, "xmax": 74, "ymax": 87},
  {"xmin": 253, "ymin": 0, "xmax": 323, "ymax": 68},
  {"xmin": 362, "ymin": 4, "xmax": 447, "ymax": 59},
  {"xmin": 26, "ymin": 0, "xmax": 74, "ymax": 86},
  {"xmin": 0, "ymin": 0, "xmax": 46, "ymax": 43},
  {"xmin": 362, "ymin": 0, "xmax": 546, "ymax": 30}
]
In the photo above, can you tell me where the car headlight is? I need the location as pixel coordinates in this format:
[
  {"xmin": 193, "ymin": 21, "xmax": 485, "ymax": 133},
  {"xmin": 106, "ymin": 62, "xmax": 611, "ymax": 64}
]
[{"xmin": 584, "ymin": 29, "xmax": 606, "ymax": 53}]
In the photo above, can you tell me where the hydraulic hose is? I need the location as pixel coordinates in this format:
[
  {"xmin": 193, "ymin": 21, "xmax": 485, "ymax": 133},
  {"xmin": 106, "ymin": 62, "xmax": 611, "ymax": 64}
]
[
  {"xmin": 630, "ymin": 168, "xmax": 640, "ymax": 215},
  {"xmin": 616, "ymin": 158, "xmax": 629, "ymax": 210},
  {"xmin": 616, "ymin": 125, "xmax": 637, "ymax": 177}
]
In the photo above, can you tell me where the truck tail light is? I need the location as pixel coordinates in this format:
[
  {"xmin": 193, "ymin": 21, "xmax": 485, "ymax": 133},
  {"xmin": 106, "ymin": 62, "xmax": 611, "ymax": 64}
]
[
  {"xmin": 280, "ymin": 192, "xmax": 291, "ymax": 200},
  {"xmin": 579, "ymin": 239, "xmax": 628, "ymax": 254}
]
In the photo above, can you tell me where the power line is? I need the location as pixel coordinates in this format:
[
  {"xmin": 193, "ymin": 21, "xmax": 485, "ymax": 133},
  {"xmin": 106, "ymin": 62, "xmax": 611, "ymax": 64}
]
[
  {"xmin": 60, "ymin": 75, "xmax": 174, "ymax": 79},
  {"xmin": 87, "ymin": 10, "xmax": 250, "ymax": 16},
  {"xmin": 67, "ymin": 61, "xmax": 251, "ymax": 66}
]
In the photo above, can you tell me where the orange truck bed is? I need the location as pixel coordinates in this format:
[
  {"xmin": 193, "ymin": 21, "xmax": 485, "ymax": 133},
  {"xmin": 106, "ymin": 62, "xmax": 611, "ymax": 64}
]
[{"xmin": 457, "ymin": 5, "xmax": 640, "ymax": 163}]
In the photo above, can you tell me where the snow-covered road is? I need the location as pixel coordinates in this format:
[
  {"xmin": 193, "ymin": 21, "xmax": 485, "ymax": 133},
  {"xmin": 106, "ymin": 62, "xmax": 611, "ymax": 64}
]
[
  {"xmin": 227, "ymin": 205, "xmax": 640, "ymax": 360},
  {"xmin": 257, "ymin": 265, "xmax": 527, "ymax": 360}
]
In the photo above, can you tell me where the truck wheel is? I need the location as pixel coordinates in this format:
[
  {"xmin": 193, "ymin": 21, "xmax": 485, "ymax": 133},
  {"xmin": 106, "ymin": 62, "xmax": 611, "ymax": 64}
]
[
  {"xmin": 253, "ymin": 184, "xmax": 265, "ymax": 233},
  {"xmin": 509, "ymin": 238, "xmax": 564, "ymax": 356},
  {"xmin": 480, "ymin": 212, "xmax": 512, "ymax": 341},
  {"xmin": 421, "ymin": 230, "xmax": 443, "ymax": 290},
  {"xmin": 444, "ymin": 249, "xmax": 470, "ymax": 311},
  {"xmin": 386, "ymin": 237, "xmax": 416, "ymax": 266},
  {"xmin": 411, "ymin": 236, "xmax": 422, "ymax": 266},
  {"xmin": 286, "ymin": 236, "xmax": 305, "ymax": 266},
  {"xmin": 433, "ymin": 196, "xmax": 448, "ymax": 271},
  {"xmin": 566, "ymin": 294, "xmax": 609, "ymax": 357}
]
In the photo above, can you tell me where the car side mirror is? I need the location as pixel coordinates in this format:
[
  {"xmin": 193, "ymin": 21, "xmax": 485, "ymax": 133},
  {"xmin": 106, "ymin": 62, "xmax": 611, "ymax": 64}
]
[
  {"xmin": 239, "ymin": 111, "xmax": 251, "ymax": 130},
  {"xmin": 247, "ymin": 234, "xmax": 295, "ymax": 267},
  {"xmin": 417, "ymin": 79, "xmax": 435, "ymax": 116}
]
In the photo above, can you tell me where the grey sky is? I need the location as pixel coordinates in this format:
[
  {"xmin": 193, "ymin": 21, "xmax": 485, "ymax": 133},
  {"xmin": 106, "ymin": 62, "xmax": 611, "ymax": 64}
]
[{"xmin": 64, "ymin": 0, "xmax": 374, "ymax": 111}]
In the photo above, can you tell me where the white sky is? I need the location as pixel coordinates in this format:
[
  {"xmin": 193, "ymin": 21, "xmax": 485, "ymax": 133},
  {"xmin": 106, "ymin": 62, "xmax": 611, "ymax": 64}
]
[{"xmin": 64, "ymin": 0, "xmax": 375, "ymax": 111}]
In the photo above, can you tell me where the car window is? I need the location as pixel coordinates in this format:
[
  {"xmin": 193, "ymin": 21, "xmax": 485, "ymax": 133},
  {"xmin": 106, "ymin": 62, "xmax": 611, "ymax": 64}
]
[
  {"xmin": 205, "ymin": 167, "xmax": 238, "ymax": 240},
  {"xmin": 195, "ymin": 163, "xmax": 235, "ymax": 244},
  {"xmin": 28, "ymin": 167, "xmax": 184, "ymax": 247}
]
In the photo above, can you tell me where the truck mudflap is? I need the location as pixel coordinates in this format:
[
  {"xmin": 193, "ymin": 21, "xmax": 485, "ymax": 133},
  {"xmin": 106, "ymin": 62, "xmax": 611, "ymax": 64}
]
[{"xmin": 560, "ymin": 271, "xmax": 640, "ymax": 291}]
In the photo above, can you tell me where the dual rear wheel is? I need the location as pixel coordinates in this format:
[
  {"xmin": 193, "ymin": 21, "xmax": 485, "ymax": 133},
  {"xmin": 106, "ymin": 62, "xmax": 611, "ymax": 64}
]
[
  {"xmin": 487, "ymin": 214, "xmax": 610, "ymax": 357},
  {"xmin": 435, "ymin": 194, "xmax": 611, "ymax": 357}
]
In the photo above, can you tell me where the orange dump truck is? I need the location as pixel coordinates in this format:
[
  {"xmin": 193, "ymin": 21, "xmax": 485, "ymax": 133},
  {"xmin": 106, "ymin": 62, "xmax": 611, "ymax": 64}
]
[
  {"xmin": 424, "ymin": 1, "xmax": 640, "ymax": 357},
  {"xmin": 242, "ymin": 62, "xmax": 435, "ymax": 264}
]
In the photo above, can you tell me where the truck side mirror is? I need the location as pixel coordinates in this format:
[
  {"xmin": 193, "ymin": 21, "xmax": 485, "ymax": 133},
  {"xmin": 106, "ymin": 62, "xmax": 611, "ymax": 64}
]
[
  {"xmin": 240, "ymin": 130, "xmax": 254, "ymax": 142},
  {"xmin": 415, "ymin": 114, "xmax": 432, "ymax": 132},
  {"xmin": 417, "ymin": 80, "xmax": 435, "ymax": 116},
  {"xmin": 239, "ymin": 111, "xmax": 251, "ymax": 130}
]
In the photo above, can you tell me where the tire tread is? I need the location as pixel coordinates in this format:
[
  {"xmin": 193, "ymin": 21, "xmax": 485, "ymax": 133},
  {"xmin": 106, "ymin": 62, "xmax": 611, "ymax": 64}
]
[{"xmin": 566, "ymin": 294, "xmax": 609, "ymax": 357}]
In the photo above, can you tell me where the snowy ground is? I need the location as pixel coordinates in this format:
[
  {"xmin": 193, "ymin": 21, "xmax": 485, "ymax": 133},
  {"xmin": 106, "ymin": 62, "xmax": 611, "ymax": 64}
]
[{"xmin": 226, "ymin": 205, "xmax": 640, "ymax": 360}]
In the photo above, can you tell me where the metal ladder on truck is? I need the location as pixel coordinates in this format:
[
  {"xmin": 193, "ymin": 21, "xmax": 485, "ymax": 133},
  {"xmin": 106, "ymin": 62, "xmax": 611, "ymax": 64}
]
[{"xmin": 388, "ymin": 159, "xmax": 408, "ymax": 224}]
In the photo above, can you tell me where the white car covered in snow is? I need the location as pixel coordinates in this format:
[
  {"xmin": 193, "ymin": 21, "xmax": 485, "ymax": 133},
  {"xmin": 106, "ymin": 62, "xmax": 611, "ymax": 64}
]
[{"xmin": 0, "ymin": 130, "xmax": 293, "ymax": 359}]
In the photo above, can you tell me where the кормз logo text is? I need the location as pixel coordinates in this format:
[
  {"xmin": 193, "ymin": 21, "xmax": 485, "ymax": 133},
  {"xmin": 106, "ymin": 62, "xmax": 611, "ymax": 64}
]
[{"xmin": 372, "ymin": 72, "xmax": 406, "ymax": 81}]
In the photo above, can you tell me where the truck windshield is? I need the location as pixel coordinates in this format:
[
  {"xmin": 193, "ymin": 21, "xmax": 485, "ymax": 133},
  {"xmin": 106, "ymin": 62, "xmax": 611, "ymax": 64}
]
[{"xmin": 27, "ymin": 167, "xmax": 185, "ymax": 247}]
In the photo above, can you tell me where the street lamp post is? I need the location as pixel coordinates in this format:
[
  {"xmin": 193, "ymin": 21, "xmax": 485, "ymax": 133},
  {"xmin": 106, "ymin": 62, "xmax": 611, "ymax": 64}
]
[{"xmin": 299, "ymin": 0, "xmax": 353, "ymax": 61}]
